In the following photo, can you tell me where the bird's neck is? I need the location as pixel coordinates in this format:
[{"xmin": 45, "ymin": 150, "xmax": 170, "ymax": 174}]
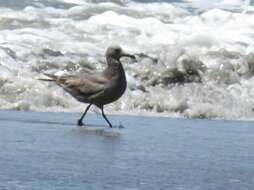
[
  {"xmin": 106, "ymin": 57, "xmax": 120, "ymax": 65},
  {"xmin": 105, "ymin": 57, "xmax": 126, "ymax": 80}
]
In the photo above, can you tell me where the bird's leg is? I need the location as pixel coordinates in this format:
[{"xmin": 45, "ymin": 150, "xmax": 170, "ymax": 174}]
[
  {"xmin": 101, "ymin": 107, "xmax": 113, "ymax": 128},
  {"xmin": 78, "ymin": 104, "xmax": 92, "ymax": 126}
]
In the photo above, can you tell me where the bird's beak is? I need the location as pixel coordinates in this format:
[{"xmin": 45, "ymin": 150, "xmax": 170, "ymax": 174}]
[{"xmin": 121, "ymin": 52, "xmax": 136, "ymax": 61}]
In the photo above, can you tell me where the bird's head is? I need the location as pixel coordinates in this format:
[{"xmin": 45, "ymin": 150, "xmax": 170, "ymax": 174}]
[{"xmin": 106, "ymin": 46, "xmax": 136, "ymax": 60}]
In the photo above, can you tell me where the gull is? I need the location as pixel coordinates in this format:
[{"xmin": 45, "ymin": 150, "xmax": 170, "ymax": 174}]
[{"xmin": 39, "ymin": 46, "xmax": 135, "ymax": 128}]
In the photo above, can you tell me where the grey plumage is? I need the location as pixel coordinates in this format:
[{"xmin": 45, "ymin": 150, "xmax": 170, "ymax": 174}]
[{"xmin": 39, "ymin": 46, "xmax": 135, "ymax": 127}]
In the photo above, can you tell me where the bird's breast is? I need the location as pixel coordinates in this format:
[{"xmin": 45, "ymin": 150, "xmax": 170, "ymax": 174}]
[
  {"xmin": 107, "ymin": 73, "xmax": 127, "ymax": 101},
  {"xmin": 96, "ymin": 63, "xmax": 127, "ymax": 106}
]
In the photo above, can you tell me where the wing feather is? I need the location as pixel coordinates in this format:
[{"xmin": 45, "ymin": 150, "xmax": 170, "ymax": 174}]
[{"xmin": 56, "ymin": 73, "xmax": 108, "ymax": 101}]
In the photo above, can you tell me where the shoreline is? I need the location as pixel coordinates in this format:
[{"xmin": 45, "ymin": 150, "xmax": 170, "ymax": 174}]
[{"xmin": 0, "ymin": 108, "xmax": 254, "ymax": 124}]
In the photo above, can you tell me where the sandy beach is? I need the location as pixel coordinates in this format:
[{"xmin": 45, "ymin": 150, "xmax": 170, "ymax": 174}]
[{"xmin": 0, "ymin": 110, "xmax": 253, "ymax": 189}]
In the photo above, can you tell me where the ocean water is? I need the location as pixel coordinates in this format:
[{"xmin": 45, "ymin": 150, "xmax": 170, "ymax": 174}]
[{"xmin": 0, "ymin": 0, "xmax": 254, "ymax": 120}]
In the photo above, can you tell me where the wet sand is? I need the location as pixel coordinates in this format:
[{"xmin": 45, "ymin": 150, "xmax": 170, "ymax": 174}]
[{"xmin": 0, "ymin": 110, "xmax": 253, "ymax": 190}]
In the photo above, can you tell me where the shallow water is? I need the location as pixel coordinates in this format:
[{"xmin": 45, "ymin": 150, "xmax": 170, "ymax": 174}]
[
  {"xmin": 0, "ymin": 0, "xmax": 254, "ymax": 120},
  {"xmin": 0, "ymin": 110, "xmax": 254, "ymax": 189}
]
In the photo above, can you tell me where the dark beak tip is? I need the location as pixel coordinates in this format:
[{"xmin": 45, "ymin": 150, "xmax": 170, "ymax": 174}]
[
  {"xmin": 130, "ymin": 55, "xmax": 137, "ymax": 62},
  {"xmin": 130, "ymin": 55, "xmax": 136, "ymax": 60},
  {"xmin": 121, "ymin": 53, "xmax": 137, "ymax": 61}
]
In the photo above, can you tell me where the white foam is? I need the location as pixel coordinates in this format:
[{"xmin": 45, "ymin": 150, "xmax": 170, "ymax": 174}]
[
  {"xmin": 184, "ymin": 0, "xmax": 245, "ymax": 10},
  {"xmin": 0, "ymin": 1, "xmax": 253, "ymax": 120}
]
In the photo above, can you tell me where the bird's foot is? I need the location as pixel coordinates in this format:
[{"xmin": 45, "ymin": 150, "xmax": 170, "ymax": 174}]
[
  {"xmin": 118, "ymin": 124, "xmax": 125, "ymax": 129},
  {"xmin": 77, "ymin": 119, "xmax": 84, "ymax": 127}
]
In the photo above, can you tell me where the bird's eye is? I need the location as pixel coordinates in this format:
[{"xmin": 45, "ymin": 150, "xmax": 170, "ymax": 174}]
[{"xmin": 115, "ymin": 48, "xmax": 121, "ymax": 53}]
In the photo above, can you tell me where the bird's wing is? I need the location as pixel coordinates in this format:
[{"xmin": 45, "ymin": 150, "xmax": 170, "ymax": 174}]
[{"xmin": 56, "ymin": 73, "xmax": 109, "ymax": 99}]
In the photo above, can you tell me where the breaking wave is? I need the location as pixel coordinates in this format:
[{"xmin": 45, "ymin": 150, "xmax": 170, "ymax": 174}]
[{"xmin": 0, "ymin": 0, "xmax": 254, "ymax": 120}]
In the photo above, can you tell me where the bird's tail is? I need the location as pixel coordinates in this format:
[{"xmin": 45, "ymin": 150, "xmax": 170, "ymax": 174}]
[{"xmin": 37, "ymin": 73, "xmax": 57, "ymax": 82}]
